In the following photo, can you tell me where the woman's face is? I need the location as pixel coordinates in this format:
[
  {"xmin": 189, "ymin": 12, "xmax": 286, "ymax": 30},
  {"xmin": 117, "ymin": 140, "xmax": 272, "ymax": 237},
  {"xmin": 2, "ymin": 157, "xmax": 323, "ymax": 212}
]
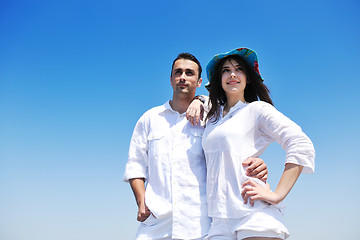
[{"xmin": 221, "ymin": 58, "xmax": 247, "ymax": 100}]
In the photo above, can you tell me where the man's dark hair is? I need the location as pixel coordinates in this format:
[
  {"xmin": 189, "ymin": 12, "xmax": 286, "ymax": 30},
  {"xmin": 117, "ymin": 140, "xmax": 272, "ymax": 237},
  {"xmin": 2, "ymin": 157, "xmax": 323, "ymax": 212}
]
[{"xmin": 171, "ymin": 53, "xmax": 202, "ymax": 79}]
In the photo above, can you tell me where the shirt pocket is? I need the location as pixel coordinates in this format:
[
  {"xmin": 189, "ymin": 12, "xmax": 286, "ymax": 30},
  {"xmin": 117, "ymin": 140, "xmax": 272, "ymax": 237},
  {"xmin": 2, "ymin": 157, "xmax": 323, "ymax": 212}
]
[
  {"xmin": 188, "ymin": 128, "xmax": 204, "ymax": 156},
  {"xmin": 147, "ymin": 130, "xmax": 169, "ymax": 157}
]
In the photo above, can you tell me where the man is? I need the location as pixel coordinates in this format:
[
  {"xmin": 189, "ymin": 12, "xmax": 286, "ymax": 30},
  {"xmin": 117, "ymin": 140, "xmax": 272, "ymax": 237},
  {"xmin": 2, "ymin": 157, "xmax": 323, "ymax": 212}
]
[{"xmin": 123, "ymin": 53, "xmax": 268, "ymax": 240}]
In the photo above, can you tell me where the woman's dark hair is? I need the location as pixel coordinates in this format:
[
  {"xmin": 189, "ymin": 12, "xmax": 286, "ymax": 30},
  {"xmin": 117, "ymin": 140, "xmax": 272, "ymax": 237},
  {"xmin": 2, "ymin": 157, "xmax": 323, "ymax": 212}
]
[{"xmin": 206, "ymin": 55, "xmax": 273, "ymax": 123}]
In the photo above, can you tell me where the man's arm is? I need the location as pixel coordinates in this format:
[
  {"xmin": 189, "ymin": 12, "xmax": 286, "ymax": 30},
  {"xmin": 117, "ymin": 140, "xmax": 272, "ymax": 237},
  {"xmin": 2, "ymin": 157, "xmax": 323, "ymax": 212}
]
[{"xmin": 129, "ymin": 178, "xmax": 151, "ymax": 222}]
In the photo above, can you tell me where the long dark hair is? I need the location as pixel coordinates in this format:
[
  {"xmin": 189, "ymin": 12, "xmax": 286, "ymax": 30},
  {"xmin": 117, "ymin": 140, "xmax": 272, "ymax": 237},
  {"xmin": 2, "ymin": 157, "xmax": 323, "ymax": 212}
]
[{"xmin": 206, "ymin": 55, "xmax": 273, "ymax": 123}]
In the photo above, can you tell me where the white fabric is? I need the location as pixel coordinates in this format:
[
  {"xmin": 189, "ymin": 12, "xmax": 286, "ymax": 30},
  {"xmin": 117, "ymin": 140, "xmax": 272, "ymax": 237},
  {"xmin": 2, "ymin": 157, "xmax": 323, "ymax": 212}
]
[
  {"xmin": 135, "ymin": 213, "xmax": 206, "ymax": 240},
  {"xmin": 202, "ymin": 100, "xmax": 315, "ymax": 218},
  {"xmin": 123, "ymin": 101, "xmax": 211, "ymax": 239},
  {"xmin": 205, "ymin": 205, "xmax": 289, "ymax": 240},
  {"xmin": 135, "ymin": 214, "xmax": 172, "ymax": 240},
  {"xmin": 136, "ymin": 213, "xmax": 205, "ymax": 240}
]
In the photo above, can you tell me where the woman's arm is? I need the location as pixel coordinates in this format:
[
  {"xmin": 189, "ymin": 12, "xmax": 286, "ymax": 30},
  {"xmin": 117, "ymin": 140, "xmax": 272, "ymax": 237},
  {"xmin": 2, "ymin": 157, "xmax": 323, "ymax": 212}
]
[
  {"xmin": 241, "ymin": 163, "xmax": 303, "ymax": 206},
  {"xmin": 241, "ymin": 103, "xmax": 314, "ymax": 206},
  {"xmin": 186, "ymin": 95, "xmax": 208, "ymax": 126}
]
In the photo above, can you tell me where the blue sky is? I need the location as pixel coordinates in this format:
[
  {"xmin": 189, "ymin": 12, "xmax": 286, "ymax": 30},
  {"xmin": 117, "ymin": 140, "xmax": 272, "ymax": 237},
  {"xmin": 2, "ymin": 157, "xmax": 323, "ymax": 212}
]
[{"xmin": 1, "ymin": 0, "xmax": 359, "ymax": 239}]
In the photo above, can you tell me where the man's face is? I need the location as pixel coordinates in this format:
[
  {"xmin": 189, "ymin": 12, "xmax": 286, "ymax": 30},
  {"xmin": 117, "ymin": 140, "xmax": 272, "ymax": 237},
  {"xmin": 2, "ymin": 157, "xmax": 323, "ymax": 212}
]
[{"xmin": 170, "ymin": 59, "xmax": 202, "ymax": 96}]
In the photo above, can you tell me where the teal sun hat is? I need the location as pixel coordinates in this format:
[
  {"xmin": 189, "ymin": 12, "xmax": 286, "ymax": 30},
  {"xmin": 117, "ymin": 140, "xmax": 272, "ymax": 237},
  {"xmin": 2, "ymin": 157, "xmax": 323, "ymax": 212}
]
[{"xmin": 205, "ymin": 47, "xmax": 263, "ymax": 90}]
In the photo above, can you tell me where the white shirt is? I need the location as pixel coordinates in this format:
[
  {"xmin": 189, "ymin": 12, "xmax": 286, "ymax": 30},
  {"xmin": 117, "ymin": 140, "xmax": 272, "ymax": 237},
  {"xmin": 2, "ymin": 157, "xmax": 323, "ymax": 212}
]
[
  {"xmin": 123, "ymin": 101, "xmax": 210, "ymax": 239},
  {"xmin": 202, "ymin": 100, "xmax": 315, "ymax": 218}
]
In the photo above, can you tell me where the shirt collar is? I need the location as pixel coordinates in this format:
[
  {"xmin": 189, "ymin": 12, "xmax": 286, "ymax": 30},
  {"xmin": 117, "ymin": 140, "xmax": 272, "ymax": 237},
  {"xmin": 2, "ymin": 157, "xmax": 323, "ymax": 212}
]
[
  {"xmin": 221, "ymin": 100, "xmax": 248, "ymax": 117},
  {"xmin": 231, "ymin": 99, "xmax": 248, "ymax": 111},
  {"xmin": 162, "ymin": 100, "xmax": 186, "ymax": 116},
  {"xmin": 164, "ymin": 100, "xmax": 172, "ymax": 111}
]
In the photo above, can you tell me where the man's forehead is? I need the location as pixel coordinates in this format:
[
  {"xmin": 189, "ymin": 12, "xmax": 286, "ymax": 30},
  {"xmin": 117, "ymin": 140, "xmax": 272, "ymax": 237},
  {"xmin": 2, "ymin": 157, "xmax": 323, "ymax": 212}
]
[{"xmin": 173, "ymin": 59, "xmax": 198, "ymax": 70}]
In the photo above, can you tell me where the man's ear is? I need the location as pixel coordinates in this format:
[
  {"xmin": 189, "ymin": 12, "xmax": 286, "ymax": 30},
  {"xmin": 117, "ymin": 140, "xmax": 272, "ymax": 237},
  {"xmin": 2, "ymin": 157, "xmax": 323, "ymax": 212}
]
[{"xmin": 197, "ymin": 78, "xmax": 202, "ymax": 87}]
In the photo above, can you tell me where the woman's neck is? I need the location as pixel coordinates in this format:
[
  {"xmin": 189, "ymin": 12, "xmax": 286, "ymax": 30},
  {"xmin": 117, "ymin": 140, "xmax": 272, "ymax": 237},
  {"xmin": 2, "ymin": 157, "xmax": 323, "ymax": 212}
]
[{"xmin": 224, "ymin": 95, "xmax": 245, "ymax": 114}]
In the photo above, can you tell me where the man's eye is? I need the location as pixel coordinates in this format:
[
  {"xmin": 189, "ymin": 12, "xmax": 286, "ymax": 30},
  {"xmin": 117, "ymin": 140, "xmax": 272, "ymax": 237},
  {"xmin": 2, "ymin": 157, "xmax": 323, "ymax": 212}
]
[
  {"xmin": 222, "ymin": 69, "xmax": 229, "ymax": 73},
  {"xmin": 186, "ymin": 72, "xmax": 194, "ymax": 76}
]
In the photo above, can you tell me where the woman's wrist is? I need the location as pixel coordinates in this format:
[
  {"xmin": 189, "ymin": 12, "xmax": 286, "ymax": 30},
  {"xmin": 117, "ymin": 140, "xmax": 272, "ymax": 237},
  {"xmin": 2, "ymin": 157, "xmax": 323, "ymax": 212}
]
[{"xmin": 193, "ymin": 95, "xmax": 206, "ymax": 104}]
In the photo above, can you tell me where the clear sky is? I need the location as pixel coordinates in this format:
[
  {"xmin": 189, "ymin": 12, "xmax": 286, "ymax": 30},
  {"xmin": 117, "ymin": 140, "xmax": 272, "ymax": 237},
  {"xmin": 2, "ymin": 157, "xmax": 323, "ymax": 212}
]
[{"xmin": 1, "ymin": 0, "xmax": 359, "ymax": 239}]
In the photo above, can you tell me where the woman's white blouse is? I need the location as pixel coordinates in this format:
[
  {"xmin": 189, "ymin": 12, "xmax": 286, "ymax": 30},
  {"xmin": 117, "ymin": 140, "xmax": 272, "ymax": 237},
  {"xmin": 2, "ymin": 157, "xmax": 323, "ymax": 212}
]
[{"xmin": 202, "ymin": 100, "xmax": 315, "ymax": 218}]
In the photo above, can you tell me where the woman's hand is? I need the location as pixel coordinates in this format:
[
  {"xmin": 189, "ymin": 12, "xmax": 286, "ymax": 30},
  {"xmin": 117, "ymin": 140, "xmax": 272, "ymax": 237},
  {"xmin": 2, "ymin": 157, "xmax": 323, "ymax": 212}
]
[
  {"xmin": 186, "ymin": 99, "xmax": 204, "ymax": 126},
  {"xmin": 241, "ymin": 180, "xmax": 282, "ymax": 206},
  {"xmin": 241, "ymin": 163, "xmax": 303, "ymax": 206}
]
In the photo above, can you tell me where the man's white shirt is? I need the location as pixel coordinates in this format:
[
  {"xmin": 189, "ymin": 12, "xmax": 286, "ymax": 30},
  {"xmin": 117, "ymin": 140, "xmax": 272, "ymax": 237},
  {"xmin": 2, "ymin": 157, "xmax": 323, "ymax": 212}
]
[{"xmin": 123, "ymin": 101, "xmax": 210, "ymax": 239}]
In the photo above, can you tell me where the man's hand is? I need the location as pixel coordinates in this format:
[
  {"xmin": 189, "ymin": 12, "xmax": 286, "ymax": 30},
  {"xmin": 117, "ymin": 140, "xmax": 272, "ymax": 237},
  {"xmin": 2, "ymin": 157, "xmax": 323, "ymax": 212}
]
[
  {"xmin": 137, "ymin": 203, "xmax": 151, "ymax": 222},
  {"xmin": 242, "ymin": 157, "xmax": 268, "ymax": 182}
]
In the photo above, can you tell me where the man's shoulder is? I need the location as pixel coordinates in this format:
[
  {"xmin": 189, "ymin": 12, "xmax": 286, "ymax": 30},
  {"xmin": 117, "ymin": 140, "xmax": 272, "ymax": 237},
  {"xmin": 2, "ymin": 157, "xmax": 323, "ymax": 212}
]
[
  {"xmin": 137, "ymin": 102, "xmax": 168, "ymax": 123},
  {"xmin": 142, "ymin": 103, "xmax": 167, "ymax": 117}
]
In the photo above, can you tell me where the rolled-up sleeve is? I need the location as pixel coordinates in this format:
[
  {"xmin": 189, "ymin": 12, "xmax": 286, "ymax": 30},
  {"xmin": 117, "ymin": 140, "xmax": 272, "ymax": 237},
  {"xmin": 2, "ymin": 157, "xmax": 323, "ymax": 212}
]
[
  {"xmin": 257, "ymin": 103, "xmax": 315, "ymax": 174},
  {"xmin": 123, "ymin": 115, "xmax": 149, "ymax": 182}
]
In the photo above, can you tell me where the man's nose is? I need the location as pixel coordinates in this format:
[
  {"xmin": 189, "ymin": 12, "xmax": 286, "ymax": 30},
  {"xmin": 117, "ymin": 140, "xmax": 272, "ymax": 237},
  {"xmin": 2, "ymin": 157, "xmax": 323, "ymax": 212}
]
[{"xmin": 180, "ymin": 72, "xmax": 186, "ymax": 81}]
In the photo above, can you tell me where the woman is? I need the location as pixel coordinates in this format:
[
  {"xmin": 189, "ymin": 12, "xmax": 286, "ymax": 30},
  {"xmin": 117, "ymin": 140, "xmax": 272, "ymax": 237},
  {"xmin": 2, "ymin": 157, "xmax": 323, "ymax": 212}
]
[{"xmin": 188, "ymin": 48, "xmax": 315, "ymax": 240}]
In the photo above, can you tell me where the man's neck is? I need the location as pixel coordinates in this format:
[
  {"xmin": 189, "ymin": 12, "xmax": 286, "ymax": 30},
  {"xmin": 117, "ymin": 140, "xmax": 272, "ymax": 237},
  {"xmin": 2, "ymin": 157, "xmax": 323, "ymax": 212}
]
[{"xmin": 169, "ymin": 94, "xmax": 194, "ymax": 114}]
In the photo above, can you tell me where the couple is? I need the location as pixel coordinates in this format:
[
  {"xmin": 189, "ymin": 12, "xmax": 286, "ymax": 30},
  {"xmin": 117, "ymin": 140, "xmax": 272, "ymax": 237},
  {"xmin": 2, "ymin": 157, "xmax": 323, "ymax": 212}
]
[{"xmin": 123, "ymin": 48, "xmax": 315, "ymax": 240}]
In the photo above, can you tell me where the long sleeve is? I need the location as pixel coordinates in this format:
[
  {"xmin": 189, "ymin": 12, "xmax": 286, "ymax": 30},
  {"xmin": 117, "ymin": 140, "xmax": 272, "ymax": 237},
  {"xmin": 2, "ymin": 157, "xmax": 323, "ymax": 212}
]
[
  {"xmin": 123, "ymin": 115, "xmax": 149, "ymax": 182},
  {"xmin": 257, "ymin": 102, "xmax": 315, "ymax": 174}
]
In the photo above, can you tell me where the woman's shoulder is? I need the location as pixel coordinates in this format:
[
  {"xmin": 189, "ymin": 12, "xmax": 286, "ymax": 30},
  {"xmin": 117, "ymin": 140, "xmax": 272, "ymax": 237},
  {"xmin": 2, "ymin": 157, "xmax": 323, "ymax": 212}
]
[
  {"xmin": 247, "ymin": 101, "xmax": 281, "ymax": 120},
  {"xmin": 248, "ymin": 100, "xmax": 275, "ymax": 111}
]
